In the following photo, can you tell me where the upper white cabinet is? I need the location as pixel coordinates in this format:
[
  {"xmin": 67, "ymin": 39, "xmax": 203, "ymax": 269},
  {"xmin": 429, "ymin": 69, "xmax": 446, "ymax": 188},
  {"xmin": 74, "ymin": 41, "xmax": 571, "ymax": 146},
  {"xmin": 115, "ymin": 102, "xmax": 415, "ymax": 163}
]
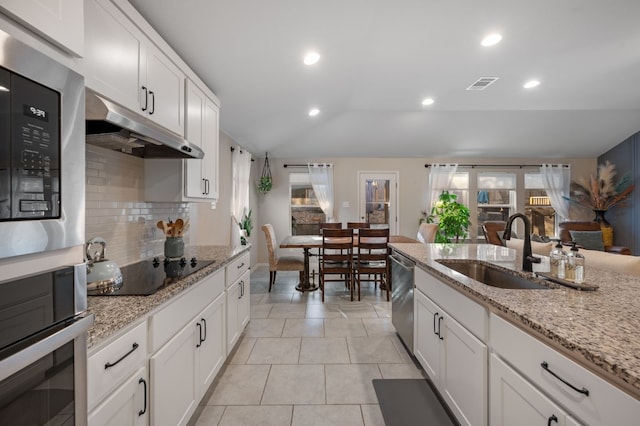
[
  {"xmin": 84, "ymin": 0, "xmax": 185, "ymax": 136},
  {"xmin": 0, "ymin": 0, "xmax": 84, "ymax": 56},
  {"xmin": 144, "ymin": 80, "xmax": 219, "ymax": 203},
  {"xmin": 184, "ymin": 80, "xmax": 219, "ymax": 200}
]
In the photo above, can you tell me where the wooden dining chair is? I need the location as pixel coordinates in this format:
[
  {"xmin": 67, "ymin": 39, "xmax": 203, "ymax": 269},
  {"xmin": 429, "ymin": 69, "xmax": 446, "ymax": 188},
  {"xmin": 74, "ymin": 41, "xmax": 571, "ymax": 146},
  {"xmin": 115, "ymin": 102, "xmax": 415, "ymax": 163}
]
[
  {"xmin": 262, "ymin": 224, "xmax": 304, "ymax": 292},
  {"xmin": 354, "ymin": 227, "xmax": 390, "ymax": 301},
  {"xmin": 417, "ymin": 223, "xmax": 438, "ymax": 243},
  {"xmin": 320, "ymin": 228, "xmax": 354, "ymax": 302},
  {"xmin": 347, "ymin": 221, "xmax": 368, "ymax": 231}
]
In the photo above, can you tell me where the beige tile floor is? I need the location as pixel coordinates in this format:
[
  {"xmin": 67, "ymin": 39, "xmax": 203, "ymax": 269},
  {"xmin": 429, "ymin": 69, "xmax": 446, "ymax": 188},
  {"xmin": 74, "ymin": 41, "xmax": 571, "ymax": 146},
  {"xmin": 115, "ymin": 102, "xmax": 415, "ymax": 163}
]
[{"xmin": 191, "ymin": 265, "xmax": 426, "ymax": 426}]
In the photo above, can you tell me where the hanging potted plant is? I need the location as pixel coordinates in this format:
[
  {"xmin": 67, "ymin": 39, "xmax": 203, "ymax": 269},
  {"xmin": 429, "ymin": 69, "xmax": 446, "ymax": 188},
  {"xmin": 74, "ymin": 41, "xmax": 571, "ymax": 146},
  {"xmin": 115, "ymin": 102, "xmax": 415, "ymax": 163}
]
[
  {"xmin": 257, "ymin": 153, "xmax": 272, "ymax": 194},
  {"xmin": 427, "ymin": 190, "xmax": 471, "ymax": 243}
]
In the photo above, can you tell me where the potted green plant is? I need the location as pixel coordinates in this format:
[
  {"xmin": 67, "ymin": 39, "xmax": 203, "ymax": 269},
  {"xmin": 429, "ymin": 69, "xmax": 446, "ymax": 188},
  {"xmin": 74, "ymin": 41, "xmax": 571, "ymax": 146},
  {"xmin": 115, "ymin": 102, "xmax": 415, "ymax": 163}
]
[
  {"xmin": 427, "ymin": 190, "xmax": 471, "ymax": 243},
  {"xmin": 257, "ymin": 176, "xmax": 272, "ymax": 194},
  {"xmin": 258, "ymin": 153, "xmax": 272, "ymax": 194},
  {"xmin": 238, "ymin": 210, "xmax": 253, "ymax": 245}
]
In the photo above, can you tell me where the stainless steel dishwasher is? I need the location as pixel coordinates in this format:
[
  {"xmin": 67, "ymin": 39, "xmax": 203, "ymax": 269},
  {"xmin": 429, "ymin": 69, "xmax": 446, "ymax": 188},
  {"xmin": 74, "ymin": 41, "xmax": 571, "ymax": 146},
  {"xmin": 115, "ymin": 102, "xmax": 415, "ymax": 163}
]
[{"xmin": 390, "ymin": 250, "xmax": 416, "ymax": 352}]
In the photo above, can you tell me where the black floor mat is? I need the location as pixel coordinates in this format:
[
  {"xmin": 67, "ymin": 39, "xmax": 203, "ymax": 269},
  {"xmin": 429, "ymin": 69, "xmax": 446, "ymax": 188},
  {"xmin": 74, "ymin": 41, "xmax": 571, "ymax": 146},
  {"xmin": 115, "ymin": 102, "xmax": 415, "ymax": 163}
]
[{"xmin": 373, "ymin": 378, "xmax": 457, "ymax": 426}]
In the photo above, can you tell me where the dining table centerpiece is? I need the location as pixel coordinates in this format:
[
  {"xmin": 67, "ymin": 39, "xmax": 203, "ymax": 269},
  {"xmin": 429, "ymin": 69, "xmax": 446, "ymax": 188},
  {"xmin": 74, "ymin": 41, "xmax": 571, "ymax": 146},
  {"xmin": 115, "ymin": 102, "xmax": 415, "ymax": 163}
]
[{"xmin": 565, "ymin": 161, "xmax": 635, "ymax": 246}]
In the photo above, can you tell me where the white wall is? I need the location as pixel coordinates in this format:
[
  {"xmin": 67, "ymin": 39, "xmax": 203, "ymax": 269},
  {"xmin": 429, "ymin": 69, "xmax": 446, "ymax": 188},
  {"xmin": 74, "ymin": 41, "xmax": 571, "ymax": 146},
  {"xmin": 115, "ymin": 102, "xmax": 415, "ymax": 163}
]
[{"xmin": 191, "ymin": 131, "xmax": 259, "ymax": 265}]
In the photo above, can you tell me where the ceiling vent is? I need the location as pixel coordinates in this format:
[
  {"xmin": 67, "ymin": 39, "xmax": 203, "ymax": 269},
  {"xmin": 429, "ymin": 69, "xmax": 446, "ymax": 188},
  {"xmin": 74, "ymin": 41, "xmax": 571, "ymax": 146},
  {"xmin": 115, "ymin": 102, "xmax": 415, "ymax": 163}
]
[{"xmin": 466, "ymin": 77, "xmax": 499, "ymax": 91}]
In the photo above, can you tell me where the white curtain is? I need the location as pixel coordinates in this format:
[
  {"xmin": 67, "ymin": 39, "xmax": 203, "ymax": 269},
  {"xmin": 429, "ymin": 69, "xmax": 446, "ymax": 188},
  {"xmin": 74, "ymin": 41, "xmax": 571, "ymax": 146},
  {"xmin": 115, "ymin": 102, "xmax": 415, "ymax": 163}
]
[
  {"xmin": 308, "ymin": 163, "xmax": 335, "ymax": 222},
  {"xmin": 231, "ymin": 148, "xmax": 252, "ymax": 245},
  {"xmin": 540, "ymin": 164, "xmax": 571, "ymax": 220},
  {"xmin": 426, "ymin": 163, "xmax": 459, "ymax": 212}
]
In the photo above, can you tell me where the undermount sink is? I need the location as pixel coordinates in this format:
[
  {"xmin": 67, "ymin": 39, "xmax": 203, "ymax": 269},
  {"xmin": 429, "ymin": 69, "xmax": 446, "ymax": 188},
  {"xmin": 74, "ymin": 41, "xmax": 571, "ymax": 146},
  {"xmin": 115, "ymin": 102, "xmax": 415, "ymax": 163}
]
[{"xmin": 437, "ymin": 260, "xmax": 551, "ymax": 290}]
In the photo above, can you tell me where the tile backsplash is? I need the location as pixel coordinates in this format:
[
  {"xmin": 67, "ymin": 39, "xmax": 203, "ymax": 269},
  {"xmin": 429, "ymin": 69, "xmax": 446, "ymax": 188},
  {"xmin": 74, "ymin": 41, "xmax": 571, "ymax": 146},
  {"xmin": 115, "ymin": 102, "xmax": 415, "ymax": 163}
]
[{"xmin": 86, "ymin": 145, "xmax": 189, "ymax": 266}]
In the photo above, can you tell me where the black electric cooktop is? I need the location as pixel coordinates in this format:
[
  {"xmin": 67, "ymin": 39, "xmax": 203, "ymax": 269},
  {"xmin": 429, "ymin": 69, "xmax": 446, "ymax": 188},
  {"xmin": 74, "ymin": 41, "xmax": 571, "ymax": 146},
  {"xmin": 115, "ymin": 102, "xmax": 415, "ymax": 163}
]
[{"xmin": 92, "ymin": 257, "xmax": 215, "ymax": 296}]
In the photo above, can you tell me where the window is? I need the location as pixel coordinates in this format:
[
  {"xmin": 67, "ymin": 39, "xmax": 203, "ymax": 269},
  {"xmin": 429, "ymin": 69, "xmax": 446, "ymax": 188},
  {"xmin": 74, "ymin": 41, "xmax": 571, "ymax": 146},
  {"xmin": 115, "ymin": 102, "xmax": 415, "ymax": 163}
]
[
  {"xmin": 524, "ymin": 173, "xmax": 556, "ymax": 237},
  {"xmin": 476, "ymin": 172, "xmax": 516, "ymax": 239},
  {"xmin": 290, "ymin": 173, "xmax": 325, "ymax": 235}
]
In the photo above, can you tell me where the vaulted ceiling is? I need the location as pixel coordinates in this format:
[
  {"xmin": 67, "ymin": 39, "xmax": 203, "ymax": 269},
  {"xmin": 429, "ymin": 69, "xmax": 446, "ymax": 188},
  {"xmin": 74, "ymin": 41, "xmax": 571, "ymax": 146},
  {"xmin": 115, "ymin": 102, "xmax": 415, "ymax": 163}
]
[{"xmin": 129, "ymin": 0, "xmax": 640, "ymax": 159}]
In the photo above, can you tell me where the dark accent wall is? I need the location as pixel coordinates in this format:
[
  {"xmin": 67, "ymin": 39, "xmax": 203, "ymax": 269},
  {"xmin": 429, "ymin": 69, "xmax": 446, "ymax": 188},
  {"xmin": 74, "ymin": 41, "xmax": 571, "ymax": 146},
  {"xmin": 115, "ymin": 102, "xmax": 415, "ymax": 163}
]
[{"xmin": 599, "ymin": 132, "xmax": 639, "ymax": 255}]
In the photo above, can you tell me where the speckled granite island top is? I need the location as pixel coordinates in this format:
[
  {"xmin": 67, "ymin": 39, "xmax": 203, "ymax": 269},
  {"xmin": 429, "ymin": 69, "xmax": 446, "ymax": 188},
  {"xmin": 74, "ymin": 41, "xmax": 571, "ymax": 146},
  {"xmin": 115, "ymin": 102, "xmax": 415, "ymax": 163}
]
[
  {"xmin": 86, "ymin": 245, "xmax": 249, "ymax": 351},
  {"xmin": 389, "ymin": 243, "xmax": 640, "ymax": 399}
]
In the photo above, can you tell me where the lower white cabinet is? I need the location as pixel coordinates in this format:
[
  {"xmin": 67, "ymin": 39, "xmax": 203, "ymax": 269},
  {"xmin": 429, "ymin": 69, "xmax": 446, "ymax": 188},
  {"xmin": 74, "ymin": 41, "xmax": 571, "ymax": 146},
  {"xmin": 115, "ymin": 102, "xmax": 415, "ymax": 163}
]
[
  {"xmin": 88, "ymin": 366, "xmax": 149, "ymax": 426},
  {"xmin": 150, "ymin": 317, "xmax": 197, "ymax": 426},
  {"xmin": 414, "ymin": 288, "xmax": 487, "ymax": 426},
  {"xmin": 150, "ymin": 291, "xmax": 226, "ymax": 426},
  {"xmin": 196, "ymin": 293, "xmax": 226, "ymax": 397},
  {"xmin": 226, "ymin": 269, "xmax": 250, "ymax": 353},
  {"xmin": 88, "ymin": 251, "xmax": 249, "ymax": 426},
  {"xmin": 490, "ymin": 354, "xmax": 578, "ymax": 426}
]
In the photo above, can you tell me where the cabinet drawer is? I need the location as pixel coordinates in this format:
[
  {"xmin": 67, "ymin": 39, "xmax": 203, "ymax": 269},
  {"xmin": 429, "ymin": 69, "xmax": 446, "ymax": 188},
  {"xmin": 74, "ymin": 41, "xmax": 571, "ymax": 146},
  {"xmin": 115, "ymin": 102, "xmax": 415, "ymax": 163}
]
[
  {"xmin": 226, "ymin": 253, "xmax": 250, "ymax": 287},
  {"xmin": 88, "ymin": 321, "xmax": 147, "ymax": 411},
  {"xmin": 490, "ymin": 314, "xmax": 640, "ymax": 425},
  {"xmin": 416, "ymin": 267, "xmax": 487, "ymax": 341},
  {"xmin": 149, "ymin": 269, "xmax": 224, "ymax": 352}
]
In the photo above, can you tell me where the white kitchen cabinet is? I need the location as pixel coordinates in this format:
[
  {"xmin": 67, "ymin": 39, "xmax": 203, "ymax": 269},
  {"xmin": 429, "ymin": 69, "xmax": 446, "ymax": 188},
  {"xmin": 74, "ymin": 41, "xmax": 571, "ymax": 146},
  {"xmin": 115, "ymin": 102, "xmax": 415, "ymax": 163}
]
[
  {"xmin": 84, "ymin": 0, "xmax": 184, "ymax": 136},
  {"xmin": 490, "ymin": 354, "xmax": 575, "ymax": 426},
  {"xmin": 0, "ymin": 0, "xmax": 84, "ymax": 56},
  {"xmin": 150, "ymin": 319, "xmax": 197, "ymax": 426},
  {"xmin": 414, "ymin": 268, "xmax": 487, "ymax": 426},
  {"xmin": 88, "ymin": 366, "xmax": 149, "ymax": 426},
  {"xmin": 490, "ymin": 313, "xmax": 640, "ymax": 425},
  {"xmin": 225, "ymin": 253, "xmax": 251, "ymax": 353},
  {"xmin": 145, "ymin": 79, "xmax": 219, "ymax": 203},
  {"xmin": 196, "ymin": 292, "xmax": 226, "ymax": 397},
  {"xmin": 226, "ymin": 269, "xmax": 250, "ymax": 353},
  {"xmin": 88, "ymin": 321, "xmax": 148, "ymax": 413},
  {"xmin": 414, "ymin": 289, "xmax": 441, "ymax": 381},
  {"xmin": 150, "ymin": 291, "xmax": 226, "ymax": 426},
  {"xmin": 414, "ymin": 286, "xmax": 487, "ymax": 426}
]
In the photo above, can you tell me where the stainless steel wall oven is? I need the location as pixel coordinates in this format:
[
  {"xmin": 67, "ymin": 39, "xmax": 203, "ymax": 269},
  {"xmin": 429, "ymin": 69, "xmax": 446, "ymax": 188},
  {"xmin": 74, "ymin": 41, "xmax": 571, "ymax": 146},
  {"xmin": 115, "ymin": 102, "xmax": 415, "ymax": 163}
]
[
  {"xmin": 0, "ymin": 264, "xmax": 93, "ymax": 425},
  {"xmin": 0, "ymin": 29, "xmax": 84, "ymax": 259}
]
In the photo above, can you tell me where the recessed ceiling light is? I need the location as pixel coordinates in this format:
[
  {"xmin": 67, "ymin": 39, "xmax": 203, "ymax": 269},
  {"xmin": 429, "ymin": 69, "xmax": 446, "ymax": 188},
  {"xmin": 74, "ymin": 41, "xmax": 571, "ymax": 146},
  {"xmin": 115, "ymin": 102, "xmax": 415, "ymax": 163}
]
[
  {"xmin": 0, "ymin": 86, "xmax": 8, "ymax": 92},
  {"xmin": 481, "ymin": 33, "xmax": 502, "ymax": 47},
  {"xmin": 303, "ymin": 52, "xmax": 320, "ymax": 65},
  {"xmin": 421, "ymin": 98, "xmax": 435, "ymax": 106},
  {"xmin": 308, "ymin": 108, "xmax": 320, "ymax": 117},
  {"xmin": 523, "ymin": 80, "xmax": 540, "ymax": 89}
]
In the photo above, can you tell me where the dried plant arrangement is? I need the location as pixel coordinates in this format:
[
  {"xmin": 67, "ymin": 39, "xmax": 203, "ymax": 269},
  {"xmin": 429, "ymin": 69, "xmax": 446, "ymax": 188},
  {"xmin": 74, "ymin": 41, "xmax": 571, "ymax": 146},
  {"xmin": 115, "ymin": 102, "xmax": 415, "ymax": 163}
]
[{"xmin": 566, "ymin": 161, "xmax": 635, "ymax": 211}]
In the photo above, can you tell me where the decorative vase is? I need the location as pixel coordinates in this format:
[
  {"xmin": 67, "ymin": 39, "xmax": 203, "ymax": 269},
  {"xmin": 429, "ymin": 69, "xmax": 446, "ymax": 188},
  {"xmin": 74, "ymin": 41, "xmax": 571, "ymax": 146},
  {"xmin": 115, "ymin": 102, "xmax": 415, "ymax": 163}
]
[
  {"xmin": 592, "ymin": 210, "xmax": 613, "ymax": 247},
  {"xmin": 164, "ymin": 237, "xmax": 184, "ymax": 259}
]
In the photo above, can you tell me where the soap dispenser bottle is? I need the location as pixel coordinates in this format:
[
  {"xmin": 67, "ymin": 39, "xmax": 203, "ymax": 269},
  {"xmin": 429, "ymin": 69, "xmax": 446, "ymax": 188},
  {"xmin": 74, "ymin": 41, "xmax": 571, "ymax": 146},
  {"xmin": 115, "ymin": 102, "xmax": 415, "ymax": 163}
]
[
  {"xmin": 566, "ymin": 242, "xmax": 585, "ymax": 283},
  {"xmin": 550, "ymin": 240, "xmax": 567, "ymax": 279}
]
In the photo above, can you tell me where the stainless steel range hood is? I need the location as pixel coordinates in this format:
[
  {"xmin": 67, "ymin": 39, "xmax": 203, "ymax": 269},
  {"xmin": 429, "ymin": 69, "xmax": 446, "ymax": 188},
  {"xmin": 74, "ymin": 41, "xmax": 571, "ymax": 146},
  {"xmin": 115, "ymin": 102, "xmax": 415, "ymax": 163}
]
[{"xmin": 85, "ymin": 89, "xmax": 204, "ymax": 159}]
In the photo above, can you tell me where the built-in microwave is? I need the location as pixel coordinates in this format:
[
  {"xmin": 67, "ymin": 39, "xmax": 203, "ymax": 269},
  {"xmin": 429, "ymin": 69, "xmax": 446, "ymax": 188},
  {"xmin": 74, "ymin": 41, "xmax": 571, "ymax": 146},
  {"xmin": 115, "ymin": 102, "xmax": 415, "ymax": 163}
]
[{"xmin": 0, "ymin": 29, "xmax": 84, "ymax": 259}]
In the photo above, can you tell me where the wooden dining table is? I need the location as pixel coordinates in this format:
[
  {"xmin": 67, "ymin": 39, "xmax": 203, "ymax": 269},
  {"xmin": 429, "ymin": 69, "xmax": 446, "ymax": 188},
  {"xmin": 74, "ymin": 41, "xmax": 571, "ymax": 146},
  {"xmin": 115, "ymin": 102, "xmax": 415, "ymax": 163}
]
[{"xmin": 279, "ymin": 234, "xmax": 418, "ymax": 292}]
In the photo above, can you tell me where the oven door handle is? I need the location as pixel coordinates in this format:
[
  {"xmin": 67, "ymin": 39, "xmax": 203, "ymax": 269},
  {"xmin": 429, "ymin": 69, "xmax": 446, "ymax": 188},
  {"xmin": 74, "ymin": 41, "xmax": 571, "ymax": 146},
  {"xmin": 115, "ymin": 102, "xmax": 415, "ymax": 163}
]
[{"xmin": 0, "ymin": 314, "xmax": 94, "ymax": 381}]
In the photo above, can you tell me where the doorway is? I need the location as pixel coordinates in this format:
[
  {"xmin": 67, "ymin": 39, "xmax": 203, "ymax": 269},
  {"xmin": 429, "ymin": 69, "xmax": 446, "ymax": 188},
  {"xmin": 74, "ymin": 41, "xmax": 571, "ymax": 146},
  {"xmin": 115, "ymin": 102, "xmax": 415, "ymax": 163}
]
[{"xmin": 358, "ymin": 172, "xmax": 398, "ymax": 235}]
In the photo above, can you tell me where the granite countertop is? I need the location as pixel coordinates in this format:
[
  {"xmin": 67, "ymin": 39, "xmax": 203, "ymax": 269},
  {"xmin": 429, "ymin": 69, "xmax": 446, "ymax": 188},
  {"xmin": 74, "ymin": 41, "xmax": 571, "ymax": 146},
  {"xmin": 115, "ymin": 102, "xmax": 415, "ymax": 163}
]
[
  {"xmin": 86, "ymin": 245, "xmax": 249, "ymax": 352},
  {"xmin": 389, "ymin": 242, "xmax": 640, "ymax": 399}
]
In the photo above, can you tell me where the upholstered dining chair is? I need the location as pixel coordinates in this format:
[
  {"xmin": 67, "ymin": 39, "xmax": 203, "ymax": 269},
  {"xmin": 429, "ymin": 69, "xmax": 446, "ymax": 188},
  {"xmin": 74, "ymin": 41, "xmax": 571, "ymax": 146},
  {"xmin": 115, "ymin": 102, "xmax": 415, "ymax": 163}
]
[
  {"xmin": 320, "ymin": 228, "xmax": 354, "ymax": 302},
  {"xmin": 354, "ymin": 227, "xmax": 390, "ymax": 301},
  {"xmin": 417, "ymin": 223, "xmax": 438, "ymax": 243},
  {"xmin": 262, "ymin": 224, "xmax": 304, "ymax": 292}
]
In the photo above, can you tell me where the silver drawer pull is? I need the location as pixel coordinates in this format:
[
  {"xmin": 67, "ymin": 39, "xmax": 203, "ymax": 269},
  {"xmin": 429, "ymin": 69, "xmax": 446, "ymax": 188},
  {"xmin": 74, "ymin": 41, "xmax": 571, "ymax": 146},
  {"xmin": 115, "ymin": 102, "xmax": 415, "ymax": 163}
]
[{"xmin": 541, "ymin": 361, "xmax": 589, "ymax": 396}]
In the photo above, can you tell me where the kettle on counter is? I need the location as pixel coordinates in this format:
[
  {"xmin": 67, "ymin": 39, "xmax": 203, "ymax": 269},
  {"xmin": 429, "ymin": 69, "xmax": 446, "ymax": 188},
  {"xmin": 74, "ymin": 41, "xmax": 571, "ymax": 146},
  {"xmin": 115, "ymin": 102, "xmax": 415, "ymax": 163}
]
[{"xmin": 86, "ymin": 237, "xmax": 123, "ymax": 295}]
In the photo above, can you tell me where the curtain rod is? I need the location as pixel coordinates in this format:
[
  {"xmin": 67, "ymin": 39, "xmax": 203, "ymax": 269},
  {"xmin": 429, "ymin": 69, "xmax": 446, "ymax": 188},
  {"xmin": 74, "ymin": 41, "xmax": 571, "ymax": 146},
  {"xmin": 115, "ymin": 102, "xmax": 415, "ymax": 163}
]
[
  {"xmin": 230, "ymin": 146, "xmax": 255, "ymax": 161},
  {"xmin": 283, "ymin": 164, "xmax": 333, "ymax": 168},
  {"xmin": 424, "ymin": 164, "xmax": 570, "ymax": 169}
]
